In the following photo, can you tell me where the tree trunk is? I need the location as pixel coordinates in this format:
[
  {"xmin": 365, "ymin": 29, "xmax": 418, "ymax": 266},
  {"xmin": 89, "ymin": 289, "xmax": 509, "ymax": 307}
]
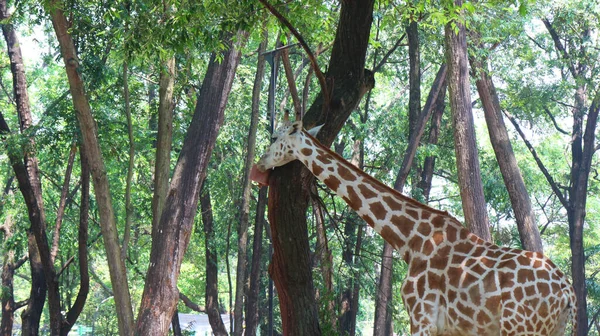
[
  {"xmin": 151, "ymin": 56, "xmax": 176, "ymax": 235},
  {"xmin": 61, "ymin": 140, "xmax": 91, "ymax": 336},
  {"xmin": 541, "ymin": 18, "xmax": 595, "ymax": 335},
  {"xmin": 266, "ymin": 2, "xmax": 374, "ymax": 335},
  {"xmin": 135, "ymin": 31, "xmax": 247, "ymax": 335},
  {"xmin": 444, "ymin": 3, "xmax": 491, "ymax": 241},
  {"xmin": 47, "ymin": 3, "xmax": 134, "ymax": 334},
  {"xmin": 0, "ymin": 3, "xmax": 62, "ymax": 332},
  {"xmin": 1, "ymin": 213, "xmax": 16, "ymax": 336},
  {"xmin": 375, "ymin": 21, "xmax": 423, "ymax": 335},
  {"xmin": 568, "ymin": 89, "xmax": 598, "ymax": 336},
  {"xmin": 245, "ymin": 186, "xmax": 268, "ymax": 336},
  {"xmin": 233, "ymin": 27, "xmax": 268, "ymax": 336},
  {"xmin": 122, "ymin": 60, "xmax": 135, "ymax": 260},
  {"xmin": 201, "ymin": 186, "xmax": 229, "ymax": 336},
  {"xmin": 418, "ymin": 80, "xmax": 446, "ymax": 202},
  {"xmin": 472, "ymin": 56, "xmax": 543, "ymax": 252},
  {"xmin": 171, "ymin": 310, "xmax": 182, "ymax": 336},
  {"xmin": 20, "ymin": 232, "xmax": 46, "ymax": 336},
  {"xmin": 51, "ymin": 143, "xmax": 77, "ymax": 263}
]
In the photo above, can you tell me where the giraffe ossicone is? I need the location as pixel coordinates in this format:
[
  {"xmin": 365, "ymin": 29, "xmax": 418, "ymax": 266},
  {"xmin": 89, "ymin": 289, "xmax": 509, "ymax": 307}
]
[{"xmin": 254, "ymin": 119, "xmax": 577, "ymax": 336}]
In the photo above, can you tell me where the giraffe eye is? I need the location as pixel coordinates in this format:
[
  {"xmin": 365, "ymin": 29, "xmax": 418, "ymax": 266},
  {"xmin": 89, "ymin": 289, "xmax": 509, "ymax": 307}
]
[{"xmin": 271, "ymin": 136, "xmax": 278, "ymax": 141}]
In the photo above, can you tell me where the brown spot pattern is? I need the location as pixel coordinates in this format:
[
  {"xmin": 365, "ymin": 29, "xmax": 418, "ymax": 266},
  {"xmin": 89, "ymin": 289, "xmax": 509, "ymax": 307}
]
[
  {"xmin": 338, "ymin": 165, "xmax": 357, "ymax": 181},
  {"xmin": 383, "ymin": 195, "xmax": 403, "ymax": 211},
  {"xmin": 358, "ymin": 184, "xmax": 378, "ymax": 199},
  {"xmin": 324, "ymin": 176, "xmax": 341, "ymax": 191},
  {"xmin": 381, "ymin": 226, "xmax": 403, "ymax": 249}
]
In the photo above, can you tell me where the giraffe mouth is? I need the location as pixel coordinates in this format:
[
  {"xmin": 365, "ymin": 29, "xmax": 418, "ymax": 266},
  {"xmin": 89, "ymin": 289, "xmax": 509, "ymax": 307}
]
[{"xmin": 250, "ymin": 164, "xmax": 271, "ymax": 187}]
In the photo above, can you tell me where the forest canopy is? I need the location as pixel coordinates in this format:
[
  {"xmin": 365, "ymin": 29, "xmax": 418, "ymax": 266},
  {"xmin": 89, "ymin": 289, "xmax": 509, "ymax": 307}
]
[{"xmin": 0, "ymin": 0, "xmax": 599, "ymax": 335}]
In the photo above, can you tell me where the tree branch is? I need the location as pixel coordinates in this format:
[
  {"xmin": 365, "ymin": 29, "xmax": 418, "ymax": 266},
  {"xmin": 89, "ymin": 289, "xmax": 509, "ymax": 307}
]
[
  {"xmin": 543, "ymin": 106, "xmax": 569, "ymax": 135},
  {"xmin": 259, "ymin": 0, "xmax": 330, "ymax": 108},
  {"xmin": 542, "ymin": 18, "xmax": 578, "ymax": 78},
  {"xmin": 179, "ymin": 292, "xmax": 206, "ymax": 313},
  {"xmin": 373, "ymin": 34, "xmax": 406, "ymax": 73},
  {"xmin": 503, "ymin": 109, "xmax": 569, "ymax": 208},
  {"xmin": 281, "ymin": 47, "xmax": 302, "ymax": 119}
]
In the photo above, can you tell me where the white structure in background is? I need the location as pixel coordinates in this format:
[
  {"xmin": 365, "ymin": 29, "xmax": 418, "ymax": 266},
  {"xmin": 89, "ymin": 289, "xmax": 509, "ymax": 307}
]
[{"xmin": 177, "ymin": 313, "xmax": 232, "ymax": 336}]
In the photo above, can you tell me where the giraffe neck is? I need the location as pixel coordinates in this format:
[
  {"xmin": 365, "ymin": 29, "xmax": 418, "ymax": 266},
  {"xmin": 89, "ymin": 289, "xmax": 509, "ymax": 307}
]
[{"xmin": 294, "ymin": 131, "xmax": 453, "ymax": 260}]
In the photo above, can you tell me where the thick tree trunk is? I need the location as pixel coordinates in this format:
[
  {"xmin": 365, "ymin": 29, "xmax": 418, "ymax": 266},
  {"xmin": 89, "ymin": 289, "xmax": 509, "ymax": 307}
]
[
  {"xmin": 444, "ymin": 4, "xmax": 491, "ymax": 241},
  {"xmin": 47, "ymin": 4, "xmax": 134, "ymax": 335},
  {"xmin": 245, "ymin": 186, "xmax": 268, "ymax": 336},
  {"xmin": 472, "ymin": 57, "xmax": 543, "ymax": 252},
  {"xmin": 201, "ymin": 186, "xmax": 229, "ymax": 336},
  {"xmin": 266, "ymin": 1, "xmax": 374, "ymax": 334},
  {"xmin": 135, "ymin": 31, "xmax": 247, "ymax": 335},
  {"xmin": 233, "ymin": 28, "xmax": 268, "ymax": 336}
]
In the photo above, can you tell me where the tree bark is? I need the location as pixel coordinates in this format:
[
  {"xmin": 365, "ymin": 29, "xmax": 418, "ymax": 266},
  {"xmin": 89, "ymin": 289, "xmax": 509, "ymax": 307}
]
[
  {"xmin": 20, "ymin": 232, "xmax": 46, "ymax": 336},
  {"xmin": 61, "ymin": 140, "xmax": 90, "ymax": 336},
  {"xmin": 375, "ymin": 22, "xmax": 422, "ymax": 335},
  {"xmin": 233, "ymin": 28, "xmax": 268, "ymax": 336},
  {"xmin": 568, "ymin": 88, "xmax": 598, "ymax": 336},
  {"xmin": 151, "ymin": 56, "xmax": 176, "ymax": 235},
  {"xmin": 122, "ymin": 60, "xmax": 135, "ymax": 260},
  {"xmin": 444, "ymin": 2, "xmax": 491, "ymax": 241},
  {"xmin": 417, "ymin": 81, "xmax": 447, "ymax": 202},
  {"xmin": 245, "ymin": 186, "xmax": 268, "ymax": 336},
  {"xmin": 51, "ymin": 142, "xmax": 77, "ymax": 263},
  {"xmin": 0, "ymin": 3, "xmax": 61, "ymax": 332},
  {"xmin": 472, "ymin": 56, "xmax": 543, "ymax": 252},
  {"xmin": 266, "ymin": 1, "xmax": 375, "ymax": 334},
  {"xmin": 135, "ymin": 31, "xmax": 247, "ymax": 335},
  {"xmin": 201, "ymin": 186, "xmax": 229, "ymax": 336},
  {"xmin": 47, "ymin": 4, "xmax": 135, "ymax": 335},
  {"xmin": 1, "ymin": 213, "xmax": 16, "ymax": 336}
]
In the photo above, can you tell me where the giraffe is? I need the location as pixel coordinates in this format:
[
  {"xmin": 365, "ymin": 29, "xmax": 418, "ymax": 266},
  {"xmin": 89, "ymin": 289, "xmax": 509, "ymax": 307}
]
[{"xmin": 253, "ymin": 119, "xmax": 577, "ymax": 336}]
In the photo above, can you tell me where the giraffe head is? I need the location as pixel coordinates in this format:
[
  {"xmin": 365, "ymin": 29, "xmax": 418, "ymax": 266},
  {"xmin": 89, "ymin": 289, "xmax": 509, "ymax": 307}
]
[{"xmin": 255, "ymin": 119, "xmax": 322, "ymax": 172}]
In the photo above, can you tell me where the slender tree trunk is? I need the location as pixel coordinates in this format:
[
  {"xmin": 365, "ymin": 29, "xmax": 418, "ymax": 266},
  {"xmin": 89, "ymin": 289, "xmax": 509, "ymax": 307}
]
[
  {"xmin": 266, "ymin": 1, "xmax": 374, "ymax": 334},
  {"xmin": 51, "ymin": 142, "xmax": 77, "ymax": 263},
  {"xmin": 472, "ymin": 56, "xmax": 543, "ymax": 252},
  {"xmin": 568, "ymin": 89, "xmax": 598, "ymax": 336},
  {"xmin": 61, "ymin": 140, "xmax": 91, "ymax": 336},
  {"xmin": 444, "ymin": 2, "xmax": 491, "ymax": 241},
  {"xmin": 418, "ymin": 81, "xmax": 446, "ymax": 202},
  {"xmin": 1, "ymin": 213, "xmax": 16, "ymax": 336},
  {"xmin": 0, "ymin": 3, "xmax": 62, "ymax": 332},
  {"xmin": 135, "ymin": 31, "xmax": 247, "ymax": 335},
  {"xmin": 201, "ymin": 185, "xmax": 229, "ymax": 335},
  {"xmin": 312, "ymin": 185, "xmax": 334, "ymax": 314},
  {"xmin": 375, "ymin": 21, "xmax": 422, "ymax": 335},
  {"xmin": 245, "ymin": 186, "xmax": 268, "ymax": 336},
  {"xmin": 151, "ymin": 57, "xmax": 176, "ymax": 235},
  {"xmin": 21, "ymin": 232, "xmax": 46, "ymax": 336},
  {"xmin": 233, "ymin": 27, "xmax": 268, "ymax": 336},
  {"xmin": 122, "ymin": 60, "xmax": 135, "ymax": 260},
  {"xmin": 171, "ymin": 310, "xmax": 182, "ymax": 336},
  {"xmin": 47, "ymin": 3, "xmax": 134, "ymax": 334}
]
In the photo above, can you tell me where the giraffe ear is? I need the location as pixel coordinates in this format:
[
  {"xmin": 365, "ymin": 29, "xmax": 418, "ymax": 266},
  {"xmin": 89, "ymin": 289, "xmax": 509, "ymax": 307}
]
[
  {"xmin": 290, "ymin": 121, "xmax": 302, "ymax": 135},
  {"xmin": 307, "ymin": 124, "xmax": 324, "ymax": 137}
]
